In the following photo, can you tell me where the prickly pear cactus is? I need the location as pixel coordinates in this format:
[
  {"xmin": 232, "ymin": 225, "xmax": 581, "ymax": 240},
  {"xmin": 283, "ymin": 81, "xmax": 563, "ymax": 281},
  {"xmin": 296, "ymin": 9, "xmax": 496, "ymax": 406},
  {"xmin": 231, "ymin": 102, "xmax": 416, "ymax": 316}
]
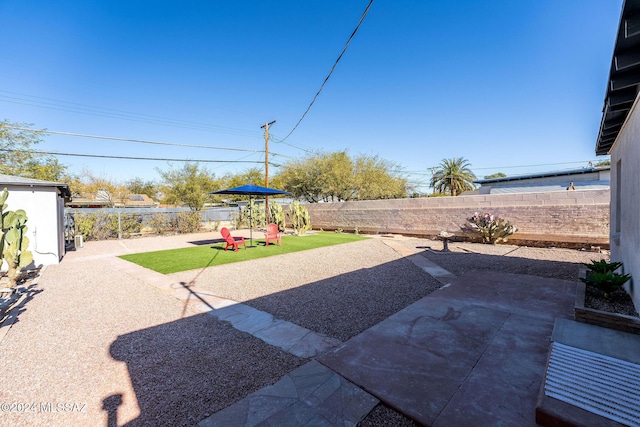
[
  {"xmin": 1, "ymin": 188, "xmax": 33, "ymax": 288},
  {"xmin": 269, "ymin": 201, "xmax": 286, "ymax": 232},
  {"xmin": 288, "ymin": 201, "xmax": 311, "ymax": 236}
]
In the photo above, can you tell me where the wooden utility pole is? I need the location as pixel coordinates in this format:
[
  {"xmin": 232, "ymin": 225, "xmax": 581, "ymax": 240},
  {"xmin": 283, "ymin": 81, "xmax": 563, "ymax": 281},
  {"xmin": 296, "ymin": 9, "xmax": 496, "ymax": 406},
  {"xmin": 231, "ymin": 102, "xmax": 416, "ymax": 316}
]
[{"xmin": 261, "ymin": 120, "xmax": 276, "ymax": 222}]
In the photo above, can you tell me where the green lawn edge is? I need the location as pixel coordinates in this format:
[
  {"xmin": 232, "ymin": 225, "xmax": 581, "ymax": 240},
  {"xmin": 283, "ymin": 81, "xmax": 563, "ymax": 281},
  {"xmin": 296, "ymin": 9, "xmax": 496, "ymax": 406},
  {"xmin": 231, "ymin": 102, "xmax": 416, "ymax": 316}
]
[{"xmin": 119, "ymin": 232, "xmax": 367, "ymax": 274}]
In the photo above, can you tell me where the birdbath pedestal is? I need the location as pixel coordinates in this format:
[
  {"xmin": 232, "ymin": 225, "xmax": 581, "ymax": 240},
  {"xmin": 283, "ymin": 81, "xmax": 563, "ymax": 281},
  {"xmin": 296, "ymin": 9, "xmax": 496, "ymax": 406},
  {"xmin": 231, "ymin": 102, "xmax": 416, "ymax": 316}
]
[{"xmin": 437, "ymin": 231, "xmax": 454, "ymax": 252}]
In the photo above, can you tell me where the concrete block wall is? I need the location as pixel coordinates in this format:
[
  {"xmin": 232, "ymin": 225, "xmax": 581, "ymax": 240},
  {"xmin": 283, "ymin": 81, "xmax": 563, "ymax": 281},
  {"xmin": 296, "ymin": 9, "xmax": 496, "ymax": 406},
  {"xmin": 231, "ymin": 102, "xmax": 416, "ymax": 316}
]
[{"xmin": 303, "ymin": 189, "xmax": 610, "ymax": 247}]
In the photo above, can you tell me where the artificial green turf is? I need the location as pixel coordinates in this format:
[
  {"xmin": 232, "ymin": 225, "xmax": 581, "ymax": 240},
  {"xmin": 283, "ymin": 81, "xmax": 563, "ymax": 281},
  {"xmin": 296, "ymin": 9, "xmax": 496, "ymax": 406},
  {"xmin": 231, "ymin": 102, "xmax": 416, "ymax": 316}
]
[{"xmin": 119, "ymin": 232, "xmax": 367, "ymax": 274}]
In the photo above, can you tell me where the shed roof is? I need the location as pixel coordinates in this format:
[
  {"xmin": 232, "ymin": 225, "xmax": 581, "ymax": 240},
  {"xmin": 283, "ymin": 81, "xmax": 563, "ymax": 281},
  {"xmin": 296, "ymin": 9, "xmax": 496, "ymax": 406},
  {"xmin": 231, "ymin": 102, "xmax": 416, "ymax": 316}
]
[
  {"xmin": 0, "ymin": 173, "xmax": 71, "ymax": 198},
  {"xmin": 596, "ymin": 0, "xmax": 640, "ymax": 155}
]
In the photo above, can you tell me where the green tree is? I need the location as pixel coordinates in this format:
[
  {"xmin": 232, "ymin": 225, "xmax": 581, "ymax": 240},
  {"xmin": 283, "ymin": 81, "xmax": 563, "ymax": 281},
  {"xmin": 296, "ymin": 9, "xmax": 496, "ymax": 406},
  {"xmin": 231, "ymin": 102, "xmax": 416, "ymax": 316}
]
[
  {"xmin": 74, "ymin": 168, "xmax": 126, "ymax": 207},
  {"xmin": 430, "ymin": 157, "xmax": 477, "ymax": 196},
  {"xmin": 157, "ymin": 162, "xmax": 217, "ymax": 211},
  {"xmin": 275, "ymin": 151, "xmax": 407, "ymax": 202},
  {"xmin": 319, "ymin": 151, "xmax": 355, "ymax": 202},
  {"xmin": 483, "ymin": 172, "xmax": 507, "ymax": 179},
  {"xmin": 0, "ymin": 120, "xmax": 68, "ymax": 181},
  {"xmin": 353, "ymin": 155, "xmax": 407, "ymax": 200},
  {"xmin": 275, "ymin": 156, "xmax": 325, "ymax": 202},
  {"xmin": 225, "ymin": 167, "xmax": 264, "ymax": 187},
  {"xmin": 125, "ymin": 178, "xmax": 158, "ymax": 199}
]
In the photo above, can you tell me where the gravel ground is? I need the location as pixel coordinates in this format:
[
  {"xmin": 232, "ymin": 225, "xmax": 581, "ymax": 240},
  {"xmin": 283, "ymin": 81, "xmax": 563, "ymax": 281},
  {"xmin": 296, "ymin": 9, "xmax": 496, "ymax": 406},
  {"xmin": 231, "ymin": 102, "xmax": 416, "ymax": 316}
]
[
  {"xmin": 407, "ymin": 238, "xmax": 609, "ymax": 280},
  {"xmin": 0, "ymin": 244, "xmax": 305, "ymax": 427},
  {"xmin": 1, "ymin": 231, "xmax": 635, "ymax": 427},
  {"xmin": 169, "ymin": 239, "xmax": 441, "ymax": 341}
]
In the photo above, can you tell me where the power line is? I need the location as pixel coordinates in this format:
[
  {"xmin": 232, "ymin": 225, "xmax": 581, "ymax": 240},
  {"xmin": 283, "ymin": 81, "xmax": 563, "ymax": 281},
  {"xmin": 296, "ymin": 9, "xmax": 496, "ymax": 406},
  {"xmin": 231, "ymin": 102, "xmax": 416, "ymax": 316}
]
[
  {"xmin": 470, "ymin": 160, "xmax": 605, "ymax": 171},
  {"xmin": 5, "ymin": 125, "xmax": 263, "ymax": 153},
  {"xmin": 279, "ymin": 0, "xmax": 375, "ymax": 142},
  {"xmin": 393, "ymin": 159, "xmax": 607, "ymax": 176},
  {"xmin": 0, "ymin": 90, "xmax": 261, "ymax": 137},
  {"xmin": 270, "ymin": 134, "xmax": 316, "ymax": 154},
  {"xmin": 0, "ymin": 148, "xmax": 271, "ymax": 164}
]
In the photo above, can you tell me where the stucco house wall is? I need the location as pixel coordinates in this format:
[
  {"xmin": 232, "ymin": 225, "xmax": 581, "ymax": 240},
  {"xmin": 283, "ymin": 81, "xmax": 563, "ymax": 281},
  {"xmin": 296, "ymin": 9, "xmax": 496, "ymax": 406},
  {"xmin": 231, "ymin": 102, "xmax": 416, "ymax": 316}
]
[
  {"xmin": 609, "ymin": 98, "xmax": 640, "ymax": 309},
  {"xmin": 1, "ymin": 178, "xmax": 69, "ymax": 267}
]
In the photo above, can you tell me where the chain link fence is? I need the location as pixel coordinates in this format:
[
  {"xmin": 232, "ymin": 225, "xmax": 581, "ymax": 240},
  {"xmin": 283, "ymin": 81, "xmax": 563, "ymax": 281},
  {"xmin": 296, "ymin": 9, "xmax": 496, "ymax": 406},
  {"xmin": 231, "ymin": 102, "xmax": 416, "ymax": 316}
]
[{"xmin": 65, "ymin": 207, "xmax": 239, "ymax": 242}]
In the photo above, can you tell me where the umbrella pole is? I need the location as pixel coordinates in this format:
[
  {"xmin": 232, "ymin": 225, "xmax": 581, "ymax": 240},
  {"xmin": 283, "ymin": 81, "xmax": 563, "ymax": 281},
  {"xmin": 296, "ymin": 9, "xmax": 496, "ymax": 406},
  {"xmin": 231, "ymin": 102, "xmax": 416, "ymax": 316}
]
[{"xmin": 249, "ymin": 195, "xmax": 253, "ymax": 246}]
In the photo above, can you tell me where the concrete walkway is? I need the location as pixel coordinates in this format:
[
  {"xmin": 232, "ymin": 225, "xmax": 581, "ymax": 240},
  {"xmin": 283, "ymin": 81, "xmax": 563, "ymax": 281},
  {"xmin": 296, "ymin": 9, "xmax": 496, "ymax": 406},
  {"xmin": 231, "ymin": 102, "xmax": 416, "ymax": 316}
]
[{"xmin": 197, "ymin": 361, "xmax": 379, "ymax": 427}]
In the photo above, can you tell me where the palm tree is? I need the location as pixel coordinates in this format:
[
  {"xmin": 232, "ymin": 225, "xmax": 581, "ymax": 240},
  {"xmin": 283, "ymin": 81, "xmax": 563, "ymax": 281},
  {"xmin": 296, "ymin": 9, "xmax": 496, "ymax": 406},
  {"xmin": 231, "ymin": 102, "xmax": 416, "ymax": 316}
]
[{"xmin": 430, "ymin": 157, "xmax": 477, "ymax": 196}]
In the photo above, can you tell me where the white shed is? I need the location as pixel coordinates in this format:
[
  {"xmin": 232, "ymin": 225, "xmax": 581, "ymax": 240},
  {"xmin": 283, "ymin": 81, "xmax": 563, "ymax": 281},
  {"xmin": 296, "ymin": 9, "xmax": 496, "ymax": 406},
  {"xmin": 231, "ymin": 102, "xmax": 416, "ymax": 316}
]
[{"xmin": 0, "ymin": 174, "xmax": 71, "ymax": 267}]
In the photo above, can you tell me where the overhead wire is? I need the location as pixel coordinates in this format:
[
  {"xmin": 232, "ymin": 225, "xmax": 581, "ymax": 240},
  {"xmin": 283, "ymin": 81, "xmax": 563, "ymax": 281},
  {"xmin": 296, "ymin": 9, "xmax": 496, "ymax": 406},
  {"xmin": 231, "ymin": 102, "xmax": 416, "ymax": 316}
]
[
  {"xmin": 0, "ymin": 148, "xmax": 271, "ymax": 164},
  {"xmin": 270, "ymin": 133, "xmax": 316, "ymax": 154},
  {"xmin": 279, "ymin": 0, "xmax": 375, "ymax": 142},
  {"xmin": 392, "ymin": 159, "xmax": 607, "ymax": 176},
  {"xmin": 5, "ymin": 125, "xmax": 263, "ymax": 152},
  {"xmin": 0, "ymin": 90, "xmax": 260, "ymax": 137}
]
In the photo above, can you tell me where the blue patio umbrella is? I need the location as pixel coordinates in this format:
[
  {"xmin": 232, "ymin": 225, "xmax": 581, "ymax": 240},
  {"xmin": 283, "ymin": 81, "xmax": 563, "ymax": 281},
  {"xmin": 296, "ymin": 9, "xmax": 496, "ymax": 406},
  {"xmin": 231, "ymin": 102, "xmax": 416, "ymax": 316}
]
[{"xmin": 211, "ymin": 184, "xmax": 291, "ymax": 246}]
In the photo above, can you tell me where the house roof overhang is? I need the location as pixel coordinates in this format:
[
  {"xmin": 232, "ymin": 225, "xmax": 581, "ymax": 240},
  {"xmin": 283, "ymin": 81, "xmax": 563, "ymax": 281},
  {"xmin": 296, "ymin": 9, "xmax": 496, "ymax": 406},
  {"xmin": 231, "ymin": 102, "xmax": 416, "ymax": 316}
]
[{"xmin": 596, "ymin": 0, "xmax": 640, "ymax": 155}]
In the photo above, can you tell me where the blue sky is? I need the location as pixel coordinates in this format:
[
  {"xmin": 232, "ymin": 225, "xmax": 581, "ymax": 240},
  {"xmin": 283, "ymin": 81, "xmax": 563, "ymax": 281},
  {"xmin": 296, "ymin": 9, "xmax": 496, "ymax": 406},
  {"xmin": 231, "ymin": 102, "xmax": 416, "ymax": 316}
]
[{"xmin": 0, "ymin": 1, "xmax": 622, "ymax": 192}]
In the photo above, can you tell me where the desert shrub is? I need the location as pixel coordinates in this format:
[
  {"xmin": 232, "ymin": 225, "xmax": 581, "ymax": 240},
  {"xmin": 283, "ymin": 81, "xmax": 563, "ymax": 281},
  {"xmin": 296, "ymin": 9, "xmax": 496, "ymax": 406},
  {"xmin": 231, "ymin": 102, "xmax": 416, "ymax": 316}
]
[
  {"xmin": 461, "ymin": 212, "xmax": 516, "ymax": 244},
  {"xmin": 74, "ymin": 212, "xmax": 117, "ymax": 240},
  {"xmin": 116, "ymin": 213, "xmax": 143, "ymax": 238},
  {"xmin": 171, "ymin": 211, "xmax": 201, "ymax": 234},
  {"xmin": 204, "ymin": 219, "xmax": 220, "ymax": 232},
  {"xmin": 74, "ymin": 213, "xmax": 97, "ymax": 240},
  {"xmin": 74, "ymin": 212, "xmax": 143, "ymax": 240},
  {"xmin": 147, "ymin": 213, "xmax": 171, "ymax": 235}
]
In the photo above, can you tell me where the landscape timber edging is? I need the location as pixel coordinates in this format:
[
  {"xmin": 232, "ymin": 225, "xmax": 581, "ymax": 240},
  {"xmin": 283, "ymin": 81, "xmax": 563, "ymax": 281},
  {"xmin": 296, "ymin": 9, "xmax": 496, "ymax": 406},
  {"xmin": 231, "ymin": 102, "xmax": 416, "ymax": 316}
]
[{"xmin": 574, "ymin": 281, "xmax": 640, "ymax": 335}]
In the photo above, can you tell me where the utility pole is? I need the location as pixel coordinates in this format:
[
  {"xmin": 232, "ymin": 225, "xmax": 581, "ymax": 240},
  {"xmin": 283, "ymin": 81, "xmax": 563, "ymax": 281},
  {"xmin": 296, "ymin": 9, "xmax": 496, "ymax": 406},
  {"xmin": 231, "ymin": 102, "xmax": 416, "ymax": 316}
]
[{"xmin": 261, "ymin": 120, "xmax": 276, "ymax": 222}]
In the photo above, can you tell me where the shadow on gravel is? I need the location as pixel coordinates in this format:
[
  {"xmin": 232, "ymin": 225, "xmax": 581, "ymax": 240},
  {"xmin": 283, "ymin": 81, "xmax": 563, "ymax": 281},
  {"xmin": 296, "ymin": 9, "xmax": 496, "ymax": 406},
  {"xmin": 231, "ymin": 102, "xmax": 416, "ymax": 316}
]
[
  {"xmin": 0, "ymin": 283, "xmax": 43, "ymax": 333},
  {"xmin": 420, "ymin": 250, "xmax": 593, "ymax": 281},
  {"xmin": 109, "ymin": 311, "xmax": 306, "ymax": 427},
  {"xmin": 106, "ymin": 250, "xmax": 592, "ymax": 426},
  {"xmin": 107, "ymin": 256, "xmax": 433, "ymax": 426}
]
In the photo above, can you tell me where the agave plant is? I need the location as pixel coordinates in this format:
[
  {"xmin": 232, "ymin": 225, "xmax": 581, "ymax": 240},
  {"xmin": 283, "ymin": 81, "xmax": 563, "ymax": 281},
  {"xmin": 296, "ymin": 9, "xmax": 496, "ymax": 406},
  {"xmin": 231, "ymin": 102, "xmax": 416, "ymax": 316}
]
[
  {"xmin": 582, "ymin": 259, "xmax": 623, "ymax": 274},
  {"xmin": 581, "ymin": 270, "xmax": 632, "ymax": 299}
]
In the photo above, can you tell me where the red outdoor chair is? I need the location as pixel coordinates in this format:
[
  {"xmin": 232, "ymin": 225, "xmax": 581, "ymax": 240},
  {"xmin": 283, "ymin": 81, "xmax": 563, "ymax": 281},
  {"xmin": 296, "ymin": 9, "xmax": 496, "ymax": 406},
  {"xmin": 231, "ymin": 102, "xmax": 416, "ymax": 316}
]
[
  {"xmin": 220, "ymin": 227, "xmax": 246, "ymax": 251},
  {"xmin": 264, "ymin": 223, "xmax": 282, "ymax": 246}
]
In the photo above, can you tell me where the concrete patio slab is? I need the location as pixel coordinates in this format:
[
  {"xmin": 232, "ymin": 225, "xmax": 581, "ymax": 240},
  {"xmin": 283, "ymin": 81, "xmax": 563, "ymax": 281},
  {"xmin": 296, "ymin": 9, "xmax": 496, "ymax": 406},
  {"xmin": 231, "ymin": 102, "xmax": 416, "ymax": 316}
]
[
  {"xmin": 197, "ymin": 361, "xmax": 378, "ymax": 427},
  {"xmin": 319, "ymin": 269, "xmax": 577, "ymax": 426}
]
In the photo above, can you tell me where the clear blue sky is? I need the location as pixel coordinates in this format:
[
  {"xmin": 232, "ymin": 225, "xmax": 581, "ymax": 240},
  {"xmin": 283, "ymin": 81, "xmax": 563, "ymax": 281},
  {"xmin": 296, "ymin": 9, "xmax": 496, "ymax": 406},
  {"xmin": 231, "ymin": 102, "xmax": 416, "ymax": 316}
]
[{"xmin": 0, "ymin": 0, "xmax": 622, "ymax": 192}]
